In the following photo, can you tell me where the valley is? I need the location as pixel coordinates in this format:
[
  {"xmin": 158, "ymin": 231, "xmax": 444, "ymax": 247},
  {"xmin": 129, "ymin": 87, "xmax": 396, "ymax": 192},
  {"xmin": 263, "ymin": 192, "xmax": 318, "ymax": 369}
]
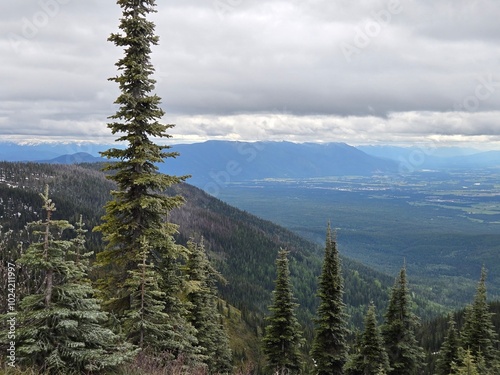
[{"xmin": 215, "ymin": 168, "xmax": 500, "ymax": 307}]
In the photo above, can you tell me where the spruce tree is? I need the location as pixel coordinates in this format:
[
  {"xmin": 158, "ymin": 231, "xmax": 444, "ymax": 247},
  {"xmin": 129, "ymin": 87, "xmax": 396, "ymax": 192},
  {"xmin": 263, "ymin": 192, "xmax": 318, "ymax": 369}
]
[
  {"xmin": 7, "ymin": 187, "xmax": 132, "ymax": 374},
  {"xmin": 381, "ymin": 265, "xmax": 424, "ymax": 375},
  {"xmin": 95, "ymin": 0, "xmax": 192, "ymax": 356},
  {"xmin": 460, "ymin": 267, "xmax": 498, "ymax": 365},
  {"xmin": 263, "ymin": 249, "xmax": 304, "ymax": 374},
  {"xmin": 185, "ymin": 239, "xmax": 232, "ymax": 374},
  {"xmin": 345, "ymin": 303, "xmax": 390, "ymax": 375},
  {"xmin": 435, "ymin": 314, "xmax": 460, "ymax": 375},
  {"xmin": 311, "ymin": 224, "xmax": 349, "ymax": 375}
]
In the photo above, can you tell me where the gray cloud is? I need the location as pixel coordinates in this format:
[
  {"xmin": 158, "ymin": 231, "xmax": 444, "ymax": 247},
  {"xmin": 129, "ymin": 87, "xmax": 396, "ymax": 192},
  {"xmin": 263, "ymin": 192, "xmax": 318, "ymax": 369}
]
[{"xmin": 2, "ymin": 0, "xmax": 500, "ymax": 148}]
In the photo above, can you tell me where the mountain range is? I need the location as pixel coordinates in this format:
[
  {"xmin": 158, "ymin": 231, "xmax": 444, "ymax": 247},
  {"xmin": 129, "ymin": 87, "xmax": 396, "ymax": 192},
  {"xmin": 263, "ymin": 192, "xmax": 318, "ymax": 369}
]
[{"xmin": 2, "ymin": 141, "xmax": 499, "ymax": 188}]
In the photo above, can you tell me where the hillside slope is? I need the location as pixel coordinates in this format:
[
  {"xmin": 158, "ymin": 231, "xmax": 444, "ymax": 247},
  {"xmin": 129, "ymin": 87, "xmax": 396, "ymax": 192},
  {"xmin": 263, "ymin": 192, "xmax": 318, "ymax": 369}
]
[{"xmin": 0, "ymin": 162, "xmax": 403, "ymax": 325}]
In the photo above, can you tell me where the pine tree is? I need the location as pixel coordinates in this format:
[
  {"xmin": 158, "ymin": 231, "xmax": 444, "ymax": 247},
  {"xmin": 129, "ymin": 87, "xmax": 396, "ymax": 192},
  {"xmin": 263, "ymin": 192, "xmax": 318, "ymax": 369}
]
[
  {"xmin": 6, "ymin": 187, "xmax": 133, "ymax": 374},
  {"xmin": 435, "ymin": 314, "xmax": 460, "ymax": 375},
  {"xmin": 263, "ymin": 249, "xmax": 304, "ymax": 374},
  {"xmin": 94, "ymin": 0, "xmax": 192, "ymax": 357},
  {"xmin": 311, "ymin": 224, "xmax": 349, "ymax": 375},
  {"xmin": 185, "ymin": 239, "xmax": 232, "ymax": 374},
  {"xmin": 345, "ymin": 303, "xmax": 390, "ymax": 375},
  {"xmin": 460, "ymin": 267, "xmax": 498, "ymax": 365},
  {"xmin": 381, "ymin": 265, "xmax": 424, "ymax": 375}
]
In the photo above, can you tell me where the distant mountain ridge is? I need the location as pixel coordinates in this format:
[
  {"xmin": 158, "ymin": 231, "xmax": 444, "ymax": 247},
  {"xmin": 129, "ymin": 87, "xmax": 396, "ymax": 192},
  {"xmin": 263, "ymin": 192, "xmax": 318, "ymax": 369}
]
[
  {"xmin": 2, "ymin": 141, "xmax": 500, "ymax": 187},
  {"xmin": 39, "ymin": 152, "xmax": 106, "ymax": 164},
  {"xmin": 167, "ymin": 141, "xmax": 399, "ymax": 186},
  {"xmin": 358, "ymin": 145, "xmax": 500, "ymax": 171},
  {"xmin": 0, "ymin": 140, "xmax": 399, "ymax": 184}
]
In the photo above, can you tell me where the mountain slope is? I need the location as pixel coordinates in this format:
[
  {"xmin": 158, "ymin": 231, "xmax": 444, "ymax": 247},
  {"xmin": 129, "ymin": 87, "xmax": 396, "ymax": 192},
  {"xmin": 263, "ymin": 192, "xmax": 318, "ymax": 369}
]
[
  {"xmin": 39, "ymin": 152, "xmax": 106, "ymax": 164},
  {"xmin": 167, "ymin": 141, "xmax": 399, "ymax": 186},
  {"xmin": 0, "ymin": 162, "xmax": 409, "ymax": 328},
  {"xmin": 1, "ymin": 141, "xmax": 399, "ymax": 182}
]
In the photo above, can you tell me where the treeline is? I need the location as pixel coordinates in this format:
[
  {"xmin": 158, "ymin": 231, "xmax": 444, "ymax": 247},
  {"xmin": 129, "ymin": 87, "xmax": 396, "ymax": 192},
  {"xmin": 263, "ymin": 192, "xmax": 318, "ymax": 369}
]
[
  {"xmin": 262, "ymin": 226, "xmax": 500, "ymax": 375},
  {"xmin": 419, "ymin": 300, "xmax": 500, "ymax": 374}
]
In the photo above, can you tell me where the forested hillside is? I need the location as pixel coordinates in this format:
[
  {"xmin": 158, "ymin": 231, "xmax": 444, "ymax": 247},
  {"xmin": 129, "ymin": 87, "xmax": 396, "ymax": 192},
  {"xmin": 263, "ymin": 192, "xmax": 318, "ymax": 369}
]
[
  {"xmin": 2, "ymin": 162, "xmax": 500, "ymax": 374},
  {"xmin": 0, "ymin": 161, "xmax": 397, "ymax": 327}
]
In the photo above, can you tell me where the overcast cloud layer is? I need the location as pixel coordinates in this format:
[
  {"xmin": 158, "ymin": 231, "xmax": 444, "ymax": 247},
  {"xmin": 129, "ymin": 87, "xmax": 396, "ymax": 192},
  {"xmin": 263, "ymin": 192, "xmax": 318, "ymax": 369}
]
[{"xmin": 2, "ymin": 0, "xmax": 500, "ymax": 148}]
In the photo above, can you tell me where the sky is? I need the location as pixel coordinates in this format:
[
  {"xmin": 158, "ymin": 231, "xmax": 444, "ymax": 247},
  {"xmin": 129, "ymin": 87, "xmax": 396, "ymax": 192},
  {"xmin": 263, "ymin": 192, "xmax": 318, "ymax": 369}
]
[{"xmin": 2, "ymin": 0, "xmax": 500, "ymax": 149}]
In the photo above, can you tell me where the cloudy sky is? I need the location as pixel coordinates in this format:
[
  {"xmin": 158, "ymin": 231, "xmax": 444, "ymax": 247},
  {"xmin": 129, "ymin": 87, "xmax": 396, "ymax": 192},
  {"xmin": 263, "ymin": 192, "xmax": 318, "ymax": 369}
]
[{"xmin": 2, "ymin": 0, "xmax": 500, "ymax": 148}]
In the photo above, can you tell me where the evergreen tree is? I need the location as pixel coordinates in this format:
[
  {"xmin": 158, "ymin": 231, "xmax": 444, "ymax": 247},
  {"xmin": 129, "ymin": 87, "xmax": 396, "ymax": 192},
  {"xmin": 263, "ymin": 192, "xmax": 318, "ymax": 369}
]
[
  {"xmin": 263, "ymin": 249, "xmax": 304, "ymax": 374},
  {"xmin": 381, "ymin": 265, "xmax": 424, "ymax": 375},
  {"xmin": 94, "ymin": 0, "xmax": 192, "ymax": 357},
  {"xmin": 460, "ymin": 267, "xmax": 498, "ymax": 364},
  {"xmin": 185, "ymin": 239, "xmax": 232, "ymax": 374},
  {"xmin": 451, "ymin": 348, "xmax": 479, "ymax": 375},
  {"xmin": 311, "ymin": 224, "xmax": 349, "ymax": 375},
  {"xmin": 121, "ymin": 236, "xmax": 171, "ymax": 351},
  {"xmin": 435, "ymin": 314, "xmax": 460, "ymax": 375},
  {"xmin": 345, "ymin": 303, "xmax": 390, "ymax": 375},
  {"xmin": 5, "ymin": 187, "xmax": 132, "ymax": 374}
]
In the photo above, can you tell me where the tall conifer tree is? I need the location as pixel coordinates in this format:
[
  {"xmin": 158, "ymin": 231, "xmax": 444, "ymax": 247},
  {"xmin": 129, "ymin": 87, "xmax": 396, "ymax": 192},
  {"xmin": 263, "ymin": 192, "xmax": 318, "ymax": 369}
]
[
  {"xmin": 345, "ymin": 303, "xmax": 390, "ymax": 375},
  {"xmin": 461, "ymin": 267, "xmax": 499, "ymax": 369},
  {"xmin": 435, "ymin": 314, "xmax": 460, "ymax": 375},
  {"xmin": 95, "ymin": 0, "xmax": 191, "ymax": 356},
  {"xmin": 311, "ymin": 224, "xmax": 349, "ymax": 374},
  {"xmin": 185, "ymin": 239, "xmax": 232, "ymax": 374},
  {"xmin": 263, "ymin": 249, "xmax": 304, "ymax": 374},
  {"xmin": 8, "ymin": 187, "xmax": 132, "ymax": 374},
  {"xmin": 452, "ymin": 349, "xmax": 480, "ymax": 375},
  {"xmin": 381, "ymin": 265, "xmax": 424, "ymax": 375}
]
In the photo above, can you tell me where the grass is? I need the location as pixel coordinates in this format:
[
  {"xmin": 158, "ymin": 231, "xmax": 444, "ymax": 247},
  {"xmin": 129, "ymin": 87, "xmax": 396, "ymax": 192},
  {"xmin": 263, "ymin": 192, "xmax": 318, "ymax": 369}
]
[{"xmin": 1, "ymin": 353, "xmax": 256, "ymax": 375}]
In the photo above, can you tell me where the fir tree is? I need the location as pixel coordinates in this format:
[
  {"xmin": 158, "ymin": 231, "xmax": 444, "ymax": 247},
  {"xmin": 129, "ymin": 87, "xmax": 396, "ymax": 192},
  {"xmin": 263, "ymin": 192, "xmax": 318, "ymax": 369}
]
[
  {"xmin": 311, "ymin": 224, "xmax": 349, "ymax": 375},
  {"xmin": 5, "ymin": 187, "xmax": 133, "ymax": 374},
  {"xmin": 94, "ymin": 0, "xmax": 192, "ymax": 357},
  {"xmin": 451, "ymin": 348, "xmax": 479, "ymax": 375},
  {"xmin": 263, "ymin": 249, "xmax": 304, "ymax": 374},
  {"xmin": 345, "ymin": 303, "xmax": 390, "ymax": 375},
  {"xmin": 185, "ymin": 239, "xmax": 232, "ymax": 374},
  {"xmin": 121, "ymin": 236, "xmax": 171, "ymax": 351},
  {"xmin": 435, "ymin": 314, "xmax": 460, "ymax": 375},
  {"xmin": 460, "ymin": 267, "xmax": 498, "ymax": 365},
  {"xmin": 381, "ymin": 265, "xmax": 424, "ymax": 375}
]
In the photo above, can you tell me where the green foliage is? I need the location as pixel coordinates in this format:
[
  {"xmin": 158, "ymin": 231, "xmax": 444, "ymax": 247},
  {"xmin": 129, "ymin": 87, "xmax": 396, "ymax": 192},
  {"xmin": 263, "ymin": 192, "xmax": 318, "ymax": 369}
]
[
  {"xmin": 121, "ymin": 237, "xmax": 172, "ymax": 352},
  {"xmin": 310, "ymin": 224, "xmax": 349, "ymax": 374},
  {"xmin": 263, "ymin": 249, "xmax": 304, "ymax": 374},
  {"xmin": 345, "ymin": 303, "xmax": 390, "ymax": 375},
  {"xmin": 434, "ymin": 314, "xmax": 460, "ymax": 375},
  {"xmin": 185, "ymin": 239, "xmax": 232, "ymax": 374},
  {"xmin": 0, "ymin": 161, "xmax": 399, "ymax": 332},
  {"xmin": 460, "ymin": 268, "xmax": 499, "ymax": 363},
  {"xmin": 11, "ymin": 162, "xmax": 500, "ymax": 373},
  {"xmin": 451, "ymin": 348, "xmax": 480, "ymax": 375},
  {"xmin": 94, "ymin": 0, "xmax": 194, "ymax": 361},
  {"xmin": 217, "ymin": 178, "xmax": 500, "ymax": 308},
  {"xmin": 381, "ymin": 266, "xmax": 424, "ymax": 375},
  {"xmin": 0, "ymin": 187, "xmax": 132, "ymax": 374}
]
